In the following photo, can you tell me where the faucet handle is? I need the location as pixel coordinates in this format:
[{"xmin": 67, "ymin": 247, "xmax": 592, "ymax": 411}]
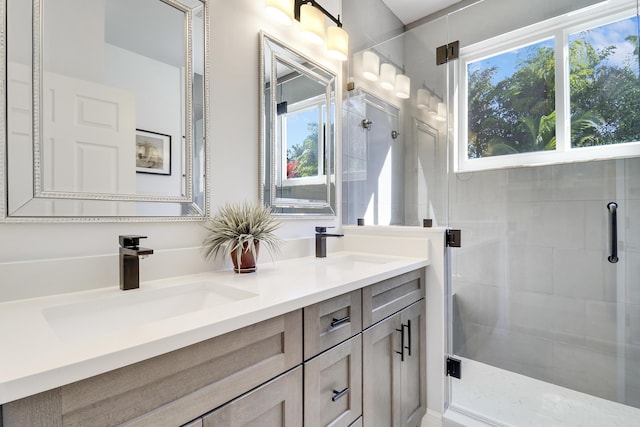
[
  {"xmin": 315, "ymin": 226, "xmax": 335, "ymax": 233},
  {"xmin": 119, "ymin": 235, "xmax": 148, "ymax": 248}
]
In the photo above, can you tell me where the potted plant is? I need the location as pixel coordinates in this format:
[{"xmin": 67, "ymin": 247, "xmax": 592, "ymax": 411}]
[{"xmin": 202, "ymin": 202, "xmax": 281, "ymax": 273}]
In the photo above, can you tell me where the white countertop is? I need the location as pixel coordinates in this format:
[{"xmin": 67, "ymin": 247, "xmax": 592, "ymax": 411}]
[{"xmin": 0, "ymin": 250, "xmax": 428, "ymax": 405}]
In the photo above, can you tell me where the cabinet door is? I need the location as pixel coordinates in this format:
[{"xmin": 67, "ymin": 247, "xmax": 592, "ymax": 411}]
[
  {"xmin": 304, "ymin": 289, "xmax": 362, "ymax": 360},
  {"xmin": 304, "ymin": 335, "xmax": 362, "ymax": 427},
  {"xmin": 362, "ymin": 313, "xmax": 402, "ymax": 427},
  {"xmin": 400, "ymin": 300, "xmax": 426, "ymax": 427},
  {"xmin": 202, "ymin": 367, "xmax": 302, "ymax": 427}
]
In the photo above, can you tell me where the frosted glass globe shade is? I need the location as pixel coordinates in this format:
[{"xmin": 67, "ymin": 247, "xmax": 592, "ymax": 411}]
[
  {"xmin": 327, "ymin": 26, "xmax": 349, "ymax": 61},
  {"xmin": 264, "ymin": 0, "xmax": 294, "ymax": 25},
  {"xmin": 380, "ymin": 63, "xmax": 396, "ymax": 90},
  {"xmin": 395, "ymin": 74, "xmax": 411, "ymax": 99},
  {"xmin": 300, "ymin": 4, "xmax": 325, "ymax": 45},
  {"xmin": 362, "ymin": 51, "xmax": 380, "ymax": 81},
  {"xmin": 417, "ymin": 88, "xmax": 430, "ymax": 109}
]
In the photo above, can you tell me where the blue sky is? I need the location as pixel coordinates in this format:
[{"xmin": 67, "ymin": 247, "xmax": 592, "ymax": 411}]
[
  {"xmin": 285, "ymin": 109, "xmax": 317, "ymax": 156},
  {"xmin": 468, "ymin": 38, "xmax": 555, "ymax": 84},
  {"xmin": 571, "ymin": 15, "xmax": 639, "ymax": 75},
  {"xmin": 468, "ymin": 15, "xmax": 639, "ymax": 83}
]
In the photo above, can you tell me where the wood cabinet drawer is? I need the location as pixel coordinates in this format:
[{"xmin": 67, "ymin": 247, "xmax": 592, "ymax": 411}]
[
  {"xmin": 362, "ymin": 268, "xmax": 425, "ymax": 329},
  {"xmin": 202, "ymin": 367, "xmax": 303, "ymax": 426},
  {"xmin": 304, "ymin": 335, "xmax": 362, "ymax": 427},
  {"xmin": 2, "ymin": 310, "xmax": 302, "ymax": 427},
  {"xmin": 304, "ymin": 289, "xmax": 362, "ymax": 360}
]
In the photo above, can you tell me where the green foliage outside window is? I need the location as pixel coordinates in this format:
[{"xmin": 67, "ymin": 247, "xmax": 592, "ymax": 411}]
[
  {"xmin": 467, "ymin": 15, "xmax": 639, "ymax": 159},
  {"xmin": 569, "ymin": 32, "xmax": 639, "ymax": 147},
  {"xmin": 287, "ymin": 122, "xmax": 319, "ymax": 178}
]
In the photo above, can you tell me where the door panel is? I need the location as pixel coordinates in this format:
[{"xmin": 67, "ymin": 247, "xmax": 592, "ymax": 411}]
[
  {"xmin": 42, "ymin": 71, "xmax": 136, "ymax": 196},
  {"xmin": 363, "ymin": 313, "xmax": 401, "ymax": 427}
]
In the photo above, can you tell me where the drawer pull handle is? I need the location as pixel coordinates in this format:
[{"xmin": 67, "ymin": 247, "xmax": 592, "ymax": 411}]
[
  {"xmin": 330, "ymin": 315, "xmax": 350, "ymax": 328},
  {"xmin": 332, "ymin": 387, "xmax": 349, "ymax": 402}
]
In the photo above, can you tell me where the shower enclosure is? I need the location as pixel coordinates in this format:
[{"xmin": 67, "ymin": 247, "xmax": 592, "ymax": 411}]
[{"xmin": 344, "ymin": 0, "xmax": 640, "ymax": 424}]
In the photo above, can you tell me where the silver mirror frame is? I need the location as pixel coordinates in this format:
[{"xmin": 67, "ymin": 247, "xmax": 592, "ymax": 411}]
[
  {"xmin": 259, "ymin": 31, "xmax": 337, "ymax": 217},
  {"xmin": 0, "ymin": 0, "xmax": 211, "ymax": 222}
]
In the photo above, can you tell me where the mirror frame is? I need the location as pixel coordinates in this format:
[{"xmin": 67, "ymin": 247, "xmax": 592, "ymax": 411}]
[
  {"xmin": 259, "ymin": 31, "xmax": 337, "ymax": 217},
  {"xmin": 0, "ymin": 0, "xmax": 211, "ymax": 222}
]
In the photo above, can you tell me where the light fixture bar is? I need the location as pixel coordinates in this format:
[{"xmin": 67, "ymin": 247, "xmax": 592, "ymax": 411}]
[
  {"xmin": 294, "ymin": 0, "xmax": 343, "ymax": 27},
  {"xmin": 363, "ymin": 48, "xmax": 405, "ymax": 74}
]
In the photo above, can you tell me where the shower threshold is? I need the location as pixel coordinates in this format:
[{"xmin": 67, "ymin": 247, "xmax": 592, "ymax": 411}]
[{"xmin": 445, "ymin": 357, "xmax": 640, "ymax": 427}]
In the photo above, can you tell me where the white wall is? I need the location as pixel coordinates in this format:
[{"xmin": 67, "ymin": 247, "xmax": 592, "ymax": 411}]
[
  {"xmin": 104, "ymin": 44, "xmax": 183, "ymax": 205},
  {"xmin": 343, "ymin": 0, "xmax": 404, "ymax": 53},
  {"xmin": 0, "ymin": 0, "xmax": 343, "ymax": 302},
  {"xmin": 42, "ymin": 0, "xmax": 106, "ymax": 82}
]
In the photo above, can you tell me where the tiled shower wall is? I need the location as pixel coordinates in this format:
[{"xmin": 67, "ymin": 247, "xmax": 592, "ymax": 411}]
[{"xmin": 451, "ymin": 157, "xmax": 640, "ymax": 407}]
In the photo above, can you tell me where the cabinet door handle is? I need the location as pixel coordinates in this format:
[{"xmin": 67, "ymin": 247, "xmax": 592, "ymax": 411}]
[
  {"xmin": 330, "ymin": 315, "xmax": 350, "ymax": 328},
  {"xmin": 405, "ymin": 320, "xmax": 412, "ymax": 356},
  {"xmin": 331, "ymin": 387, "xmax": 350, "ymax": 402},
  {"xmin": 395, "ymin": 326, "xmax": 405, "ymax": 361}
]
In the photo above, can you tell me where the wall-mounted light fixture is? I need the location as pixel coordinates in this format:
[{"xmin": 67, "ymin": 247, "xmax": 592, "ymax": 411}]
[
  {"xmin": 395, "ymin": 73, "xmax": 411, "ymax": 99},
  {"xmin": 362, "ymin": 51, "xmax": 380, "ymax": 81},
  {"xmin": 379, "ymin": 63, "xmax": 396, "ymax": 90},
  {"xmin": 265, "ymin": 0, "xmax": 295, "ymax": 24},
  {"xmin": 299, "ymin": 2, "xmax": 325, "ymax": 44},
  {"xmin": 435, "ymin": 102, "xmax": 447, "ymax": 121},
  {"xmin": 416, "ymin": 87, "xmax": 430, "ymax": 109},
  {"xmin": 326, "ymin": 26, "xmax": 349, "ymax": 61},
  {"xmin": 359, "ymin": 50, "xmax": 412, "ymax": 100},
  {"xmin": 414, "ymin": 83, "xmax": 447, "ymax": 121},
  {"xmin": 264, "ymin": 0, "xmax": 349, "ymax": 61},
  {"xmin": 428, "ymin": 95, "xmax": 439, "ymax": 116}
]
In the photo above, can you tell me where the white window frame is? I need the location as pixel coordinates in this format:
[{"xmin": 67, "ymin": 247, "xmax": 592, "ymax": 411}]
[{"xmin": 456, "ymin": 0, "xmax": 640, "ymax": 172}]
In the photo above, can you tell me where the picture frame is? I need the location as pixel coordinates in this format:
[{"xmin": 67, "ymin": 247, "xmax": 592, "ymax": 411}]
[{"xmin": 135, "ymin": 129, "xmax": 171, "ymax": 175}]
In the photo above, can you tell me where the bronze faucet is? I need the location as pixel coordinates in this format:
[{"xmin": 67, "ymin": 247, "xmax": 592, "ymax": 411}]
[
  {"xmin": 315, "ymin": 227, "xmax": 344, "ymax": 258},
  {"xmin": 119, "ymin": 235, "xmax": 154, "ymax": 290}
]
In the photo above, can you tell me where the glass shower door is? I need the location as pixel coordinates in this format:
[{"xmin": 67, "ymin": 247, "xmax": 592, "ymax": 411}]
[{"xmin": 446, "ymin": 0, "xmax": 640, "ymax": 422}]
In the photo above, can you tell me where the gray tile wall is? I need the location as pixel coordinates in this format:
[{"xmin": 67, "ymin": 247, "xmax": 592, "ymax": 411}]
[{"xmin": 451, "ymin": 158, "xmax": 640, "ymax": 407}]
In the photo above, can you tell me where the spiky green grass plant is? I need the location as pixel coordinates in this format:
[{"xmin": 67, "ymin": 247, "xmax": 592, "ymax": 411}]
[{"xmin": 202, "ymin": 202, "xmax": 281, "ymax": 266}]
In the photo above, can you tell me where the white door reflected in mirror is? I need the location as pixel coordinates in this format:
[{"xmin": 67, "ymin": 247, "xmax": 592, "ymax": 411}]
[{"xmin": 3, "ymin": 0, "xmax": 208, "ymax": 220}]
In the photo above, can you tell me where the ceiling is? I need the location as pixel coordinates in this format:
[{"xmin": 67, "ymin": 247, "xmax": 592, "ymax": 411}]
[{"xmin": 381, "ymin": 0, "xmax": 463, "ymax": 25}]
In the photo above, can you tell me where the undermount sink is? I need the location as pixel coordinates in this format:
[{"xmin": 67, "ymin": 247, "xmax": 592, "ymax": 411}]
[
  {"xmin": 42, "ymin": 282, "xmax": 258, "ymax": 343},
  {"xmin": 312, "ymin": 253, "xmax": 394, "ymax": 267}
]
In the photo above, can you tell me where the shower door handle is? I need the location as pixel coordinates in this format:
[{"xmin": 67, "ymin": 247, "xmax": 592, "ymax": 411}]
[{"xmin": 607, "ymin": 202, "xmax": 618, "ymax": 263}]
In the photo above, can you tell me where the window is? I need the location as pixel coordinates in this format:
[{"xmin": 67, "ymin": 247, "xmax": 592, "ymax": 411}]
[
  {"xmin": 280, "ymin": 95, "xmax": 329, "ymax": 185},
  {"xmin": 569, "ymin": 17, "xmax": 640, "ymax": 148},
  {"xmin": 284, "ymin": 107, "xmax": 322, "ymax": 179},
  {"xmin": 466, "ymin": 38, "xmax": 556, "ymax": 159},
  {"xmin": 458, "ymin": 2, "xmax": 639, "ymax": 172}
]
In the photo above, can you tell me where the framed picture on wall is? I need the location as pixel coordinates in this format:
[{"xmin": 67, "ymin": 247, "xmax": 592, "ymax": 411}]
[{"xmin": 135, "ymin": 129, "xmax": 171, "ymax": 175}]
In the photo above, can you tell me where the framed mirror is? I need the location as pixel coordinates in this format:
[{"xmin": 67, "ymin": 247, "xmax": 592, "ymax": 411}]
[
  {"xmin": 1, "ymin": 0, "xmax": 209, "ymax": 221},
  {"xmin": 260, "ymin": 32, "xmax": 337, "ymax": 216}
]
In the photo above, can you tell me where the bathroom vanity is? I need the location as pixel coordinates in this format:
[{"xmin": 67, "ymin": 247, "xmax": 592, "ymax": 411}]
[{"xmin": 0, "ymin": 249, "xmax": 428, "ymax": 427}]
